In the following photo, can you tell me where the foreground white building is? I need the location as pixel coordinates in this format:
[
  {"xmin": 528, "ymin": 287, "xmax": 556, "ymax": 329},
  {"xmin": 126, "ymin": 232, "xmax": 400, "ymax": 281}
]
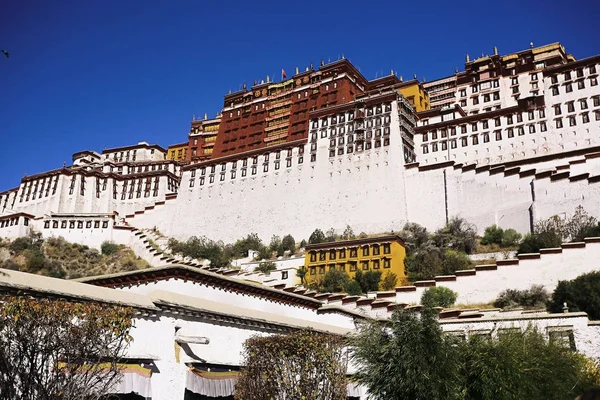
[{"xmin": 0, "ymin": 265, "xmax": 598, "ymax": 399}]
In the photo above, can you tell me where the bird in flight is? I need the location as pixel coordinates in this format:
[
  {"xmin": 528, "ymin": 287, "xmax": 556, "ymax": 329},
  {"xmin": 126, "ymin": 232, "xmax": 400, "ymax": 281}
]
[{"xmin": 1, "ymin": 50, "xmax": 9, "ymax": 58}]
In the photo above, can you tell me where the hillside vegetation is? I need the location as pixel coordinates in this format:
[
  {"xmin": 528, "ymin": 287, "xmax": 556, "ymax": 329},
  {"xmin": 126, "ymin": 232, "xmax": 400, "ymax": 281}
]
[{"xmin": 0, "ymin": 232, "xmax": 150, "ymax": 279}]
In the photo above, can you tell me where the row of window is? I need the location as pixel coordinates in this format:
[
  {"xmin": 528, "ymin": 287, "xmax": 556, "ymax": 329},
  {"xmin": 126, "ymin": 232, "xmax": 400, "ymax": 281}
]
[
  {"xmin": 550, "ymin": 65, "xmax": 597, "ymax": 84},
  {"xmin": 309, "ymin": 244, "xmax": 392, "ymax": 262},
  {"xmin": 328, "ymin": 138, "xmax": 391, "ymax": 156},
  {"xmin": 554, "ymin": 96, "xmax": 600, "ymax": 115},
  {"xmin": 19, "ymin": 175, "xmax": 60, "ymax": 202},
  {"xmin": 422, "ymin": 122, "xmax": 549, "ymax": 153},
  {"xmin": 309, "ymin": 258, "xmax": 392, "ymax": 275},
  {"xmin": 310, "ymin": 103, "xmax": 393, "ymax": 129},
  {"xmin": 189, "ymin": 155, "xmax": 307, "ymax": 187},
  {"xmin": 0, "ymin": 216, "xmax": 29, "ymax": 228},
  {"xmin": 43, "ymin": 219, "xmax": 110, "ymax": 230},
  {"xmin": 422, "ymin": 109, "xmax": 546, "ymax": 142},
  {"xmin": 551, "ymin": 77, "xmax": 598, "ymax": 95}
]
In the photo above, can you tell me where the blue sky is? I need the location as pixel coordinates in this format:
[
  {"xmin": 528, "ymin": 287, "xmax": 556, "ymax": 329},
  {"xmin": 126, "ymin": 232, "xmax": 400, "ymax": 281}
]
[{"xmin": 0, "ymin": 0, "xmax": 597, "ymax": 190}]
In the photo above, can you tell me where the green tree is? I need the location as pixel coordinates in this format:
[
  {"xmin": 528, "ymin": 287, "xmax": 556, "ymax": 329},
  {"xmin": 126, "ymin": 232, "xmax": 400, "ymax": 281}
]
[
  {"xmin": 0, "ymin": 296, "xmax": 135, "ymax": 400},
  {"xmin": 405, "ymin": 245, "xmax": 444, "ymax": 281},
  {"xmin": 235, "ymin": 330, "xmax": 348, "ymax": 400},
  {"xmin": 255, "ymin": 261, "xmax": 277, "ymax": 274},
  {"xmin": 231, "ymin": 233, "xmax": 264, "ymax": 257},
  {"xmin": 567, "ymin": 206, "xmax": 599, "ymax": 242},
  {"xmin": 501, "ymin": 228, "xmax": 522, "ymax": 247},
  {"xmin": 269, "ymin": 235, "xmax": 282, "ymax": 256},
  {"xmin": 462, "ymin": 328, "xmax": 596, "ymax": 400},
  {"xmin": 421, "ymin": 286, "xmax": 458, "ymax": 308},
  {"xmin": 341, "ymin": 225, "xmax": 355, "ymax": 240},
  {"xmin": 309, "ymin": 229, "xmax": 326, "ymax": 244},
  {"xmin": 493, "ymin": 285, "xmax": 549, "ymax": 309},
  {"xmin": 345, "ymin": 280, "xmax": 362, "ymax": 296},
  {"xmin": 299, "ymin": 239, "xmax": 307, "ymax": 249},
  {"xmin": 101, "ymin": 241, "xmax": 120, "ymax": 256},
  {"xmin": 549, "ymin": 271, "xmax": 600, "ymax": 319},
  {"xmin": 433, "ymin": 216, "xmax": 477, "ymax": 254},
  {"xmin": 280, "ymin": 234, "xmax": 295, "ymax": 255},
  {"xmin": 442, "ymin": 249, "xmax": 471, "ymax": 275},
  {"xmin": 380, "ymin": 271, "xmax": 398, "ymax": 291},
  {"xmin": 481, "ymin": 225, "xmax": 504, "ymax": 246},
  {"xmin": 321, "ymin": 269, "xmax": 350, "ymax": 293},
  {"xmin": 356, "ymin": 270, "xmax": 381, "ymax": 293},
  {"xmin": 324, "ymin": 228, "xmax": 337, "ymax": 243},
  {"xmin": 349, "ymin": 308, "xmax": 464, "ymax": 400},
  {"xmin": 296, "ymin": 267, "xmax": 307, "ymax": 286},
  {"xmin": 399, "ymin": 222, "xmax": 430, "ymax": 254}
]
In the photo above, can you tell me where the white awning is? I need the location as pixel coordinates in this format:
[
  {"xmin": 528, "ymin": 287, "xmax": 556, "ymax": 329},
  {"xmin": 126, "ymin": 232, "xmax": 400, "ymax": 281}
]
[{"xmin": 185, "ymin": 368, "xmax": 237, "ymax": 397}]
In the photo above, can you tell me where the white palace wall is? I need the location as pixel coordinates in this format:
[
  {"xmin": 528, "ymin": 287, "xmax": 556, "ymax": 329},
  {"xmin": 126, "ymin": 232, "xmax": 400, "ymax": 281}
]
[{"xmin": 158, "ymin": 101, "xmax": 410, "ymax": 243}]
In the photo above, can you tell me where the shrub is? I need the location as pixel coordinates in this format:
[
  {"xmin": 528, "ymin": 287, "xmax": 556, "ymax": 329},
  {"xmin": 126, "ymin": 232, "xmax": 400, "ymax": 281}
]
[
  {"xmin": 421, "ymin": 287, "xmax": 457, "ymax": 308},
  {"xmin": 501, "ymin": 228, "xmax": 522, "ymax": 247},
  {"xmin": 381, "ymin": 272, "xmax": 398, "ymax": 291},
  {"xmin": 355, "ymin": 270, "xmax": 381, "ymax": 293},
  {"xmin": 493, "ymin": 285, "xmax": 549, "ymax": 309},
  {"xmin": 433, "ymin": 217, "xmax": 477, "ymax": 254},
  {"xmin": 9, "ymin": 237, "xmax": 33, "ymax": 253},
  {"xmin": 341, "ymin": 225, "xmax": 355, "ymax": 240},
  {"xmin": 548, "ymin": 271, "xmax": 600, "ymax": 319},
  {"xmin": 255, "ymin": 261, "xmax": 277, "ymax": 274},
  {"xmin": 308, "ymin": 229, "xmax": 325, "ymax": 244},
  {"xmin": 101, "ymin": 241, "xmax": 120, "ymax": 256},
  {"xmin": 442, "ymin": 250, "xmax": 471, "ymax": 275},
  {"xmin": 231, "ymin": 233, "xmax": 264, "ymax": 258},
  {"xmin": 280, "ymin": 235, "xmax": 295, "ymax": 255},
  {"xmin": 481, "ymin": 225, "xmax": 504, "ymax": 246},
  {"xmin": 345, "ymin": 280, "xmax": 362, "ymax": 296},
  {"xmin": 321, "ymin": 269, "xmax": 351, "ymax": 293}
]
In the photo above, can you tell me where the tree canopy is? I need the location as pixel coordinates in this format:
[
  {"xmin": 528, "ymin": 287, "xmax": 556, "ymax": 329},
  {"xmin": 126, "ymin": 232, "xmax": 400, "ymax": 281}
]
[{"xmin": 0, "ymin": 296, "xmax": 135, "ymax": 400}]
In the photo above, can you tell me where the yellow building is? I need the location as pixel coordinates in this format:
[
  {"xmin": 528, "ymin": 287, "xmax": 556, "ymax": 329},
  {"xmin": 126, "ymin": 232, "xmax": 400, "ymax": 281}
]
[
  {"xmin": 303, "ymin": 234, "xmax": 406, "ymax": 289},
  {"xmin": 167, "ymin": 142, "xmax": 189, "ymax": 161},
  {"xmin": 397, "ymin": 80, "xmax": 431, "ymax": 112}
]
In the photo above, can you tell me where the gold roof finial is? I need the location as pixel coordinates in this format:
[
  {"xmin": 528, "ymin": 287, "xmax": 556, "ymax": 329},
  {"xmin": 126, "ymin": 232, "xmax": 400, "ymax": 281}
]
[
  {"xmin": 295, "ymin": 66, "xmax": 299, "ymax": 74},
  {"xmin": 399, "ymin": 75, "xmax": 403, "ymax": 82},
  {"xmin": 413, "ymin": 73, "xmax": 417, "ymax": 80},
  {"xmin": 466, "ymin": 54, "xmax": 470, "ymax": 63},
  {"xmin": 204, "ymin": 113, "xmax": 208, "ymax": 120},
  {"xmin": 266, "ymin": 75, "xmax": 270, "ymax": 83},
  {"xmin": 494, "ymin": 46, "xmax": 498, "ymax": 56}
]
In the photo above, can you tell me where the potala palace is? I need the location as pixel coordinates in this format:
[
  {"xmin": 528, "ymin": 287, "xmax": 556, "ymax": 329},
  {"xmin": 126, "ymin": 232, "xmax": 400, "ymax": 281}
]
[{"xmin": 2, "ymin": 42, "xmax": 600, "ymax": 399}]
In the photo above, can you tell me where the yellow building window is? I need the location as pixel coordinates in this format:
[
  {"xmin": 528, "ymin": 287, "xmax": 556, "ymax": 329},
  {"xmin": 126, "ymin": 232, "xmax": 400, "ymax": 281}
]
[
  {"xmin": 328, "ymin": 264, "xmax": 336, "ymax": 272},
  {"xmin": 361, "ymin": 261, "xmax": 369, "ymax": 270},
  {"xmin": 384, "ymin": 259, "xmax": 391, "ymax": 269},
  {"xmin": 373, "ymin": 260, "xmax": 380, "ymax": 269},
  {"xmin": 350, "ymin": 248, "xmax": 357, "ymax": 258},
  {"xmin": 309, "ymin": 252, "xmax": 316, "ymax": 262},
  {"xmin": 383, "ymin": 244, "xmax": 391, "ymax": 254},
  {"xmin": 339, "ymin": 263, "xmax": 345, "ymax": 271},
  {"xmin": 329, "ymin": 250, "xmax": 336, "ymax": 260},
  {"xmin": 319, "ymin": 251, "xmax": 326, "ymax": 261},
  {"xmin": 349, "ymin": 262, "xmax": 357, "ymax": 272},
  {"xmin": 318, "ymin": 265, "xmax": 325, "ymax": 274},
  {"xmin": 339, "ymin": 249, "xmax": 346, "ymax": 258},
  {"xmin": 310, "ymin": 266, "xmax": 316, "ymax": 275},
  {"xmin": 362, "ymin": 246, "xmax": 369, "ymax": 256},
  {"xmin": 373, "ymin": 245, "xmax": 380, "ymax": 256}
]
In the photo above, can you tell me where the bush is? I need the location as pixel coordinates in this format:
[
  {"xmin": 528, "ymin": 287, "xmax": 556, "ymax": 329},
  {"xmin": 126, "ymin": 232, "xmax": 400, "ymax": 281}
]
[
  {"xmin": 231, "ymin": 233, "xmax": 264, "ymax": 258},
  {"xmin": 501, "ymin": 228, "xmax": 522, "ymax": 247},
  {"xmin": 280, "ymin": 235, "xmax": 295, "ymax": 255},
  {"xmin": 100, "ymin": 241, "xmax": 120, "ymax": 256},
  {"xmin": 548, "ymin": 271, "xmax": 600, "ymax": 319},
  {"xmin": 355, "ymin": 270, "xmax": 381, "ymax": 293},
  {"xmin": 345, "ymin": 280, "xmax": 362, "ymax": 296},
  {"xmin": 481, "ymin": 225, "xmax": 504, "ymax": 246},
  {"xmin": 381, "ymin": 272, "xmax": 398, "ymax": 291},
  {"xmin": 421, "ymin": 287, "xmax": 457, "ymax": 308},
  {"xmin": 9, "ymin": 237, "xmax": 33, "ymax": 253},
  {"xmin": 433, "ymin": 217, "xmax": 477, "ymax": 254},
  {"xmin": 308, "ymin": 229, "xmax": 325, "ymax": 244},
  {"xmin": 321, "ymin": 269, "xmax": 351, "ymax": 293},
  {"xmin": 493, "ymin": 285, "xmax": 549, "ymax": 309},
  {"xmin": 255, "ymin": 261, "xmax": 277, "ymax": 274}
]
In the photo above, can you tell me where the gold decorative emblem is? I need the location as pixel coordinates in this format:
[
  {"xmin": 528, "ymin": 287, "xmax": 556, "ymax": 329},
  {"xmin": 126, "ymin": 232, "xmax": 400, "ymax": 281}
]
[
  {"xmin": 254, "ymin": 91, "xmax": 260, "ymax": 97},
  {"xmin": 262, "ymin": 89, "xmax": 267, "ymax": 96},
  {"xmin": 303, "ymin": 77, "xmax": 309, "ymax": 84},
  {"xmin": 296, "ymin": 79, "xmax": 301, "ymax": 86}
]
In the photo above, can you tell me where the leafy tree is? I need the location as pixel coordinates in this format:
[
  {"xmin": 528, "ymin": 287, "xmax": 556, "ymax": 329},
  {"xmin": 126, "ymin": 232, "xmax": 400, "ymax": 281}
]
[
  {"xmin": 345, "ymin": 280, "xmax": 362, "ymax": 296},
  {"xmin": 501, "ymin": 228, "xmax": 522, "ymax": 247},
  {"xmin": 0, "ymin": 296, "xmax": 135, "ymax": 400},
  {"xmin": 358, "ymin": 232, "xmax": 368, "ymax": 238},
  {"xmin": 101, "ymin": 241, "xmax": 120, "ymax": 256},
  {"xmin": 269, "ymin": 235, "xmax": 282, "ymax": 255},
  {"xmin": 405, "ymin": 245, "xmax": 444, "ymax": 281},
  {"xmin": 399, "ymin": 222, "xmax": 430, "ymax": 254},
  {"xmin": 235, "ymin": 329, "xmax": 347, "ymax": 400},
  {"xmin": 549, "ymin": 271, "xmax": 600, "ymax": 319},
  {"xmin": 462, "ymin": 328, "xmax": 596, "ymax": 400},
  {"xmin": 299, "ymin": 239, "xmax": 307, "ymax": 249},
  {"xmin": 356, "ymin": 270, "xmax": 381, "ymax": 293},
  {"xmin": 433, "ymin": 216, "xmax": 477, "ymax": 254},
  {"xmin": 321, "ymin": 269, "xmax": 351, "ymax": 293},
  {"xmin": 280, "ymin": 234, "xmax": 295, "ymax": 255},
  {"xmin": 309, "ymin": 229, "xmax": 326, "ymax": 244},
  {"xmin": 442, "ymin": 249, "xmax": 471, "ymax": 275},
  {"xmin": 350, "ymin": 307, "xmax": 597, "ymax": 400},
  {"xmin": 493, "ymin": 285, "xmax": 549, "ymax": 309},
  {"xmin": 255, "ymin": 261, "xmax": 277, "ymax": 274},
  {"xmin": 296, "ymin": 267, "xmax": 307, "ymax": 286},
  {"xmin": 421, "ymin": 286, "xmax": 458, "ymax": 308},
  {"xmin": 341, "ymin": 225, "xmax": 355, "ymax": 240},
  {"xmin": 380, "ymin": 271, "xmax": 398, "ymax": 291},
  {"xmin": 325, "ymin": 228, "xmax": 337, "ymax": 243},
  {"xmin": 567, "ymin": 206, "xmax": 599, "ymax": 242},
  {"xmin": 350, "ymin": 308, "xmax": 464, "ymax": 400},
  {"xmin": 231, "ymin": 233, "xmax": 264, "ymax": 257},
  {"xmin": 168, "ymin": 236, "xmax": 230, "ymax": 268},
  {"xmin": 481, "ymin": 225, "xmax": 504, "ymax": 246}
]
